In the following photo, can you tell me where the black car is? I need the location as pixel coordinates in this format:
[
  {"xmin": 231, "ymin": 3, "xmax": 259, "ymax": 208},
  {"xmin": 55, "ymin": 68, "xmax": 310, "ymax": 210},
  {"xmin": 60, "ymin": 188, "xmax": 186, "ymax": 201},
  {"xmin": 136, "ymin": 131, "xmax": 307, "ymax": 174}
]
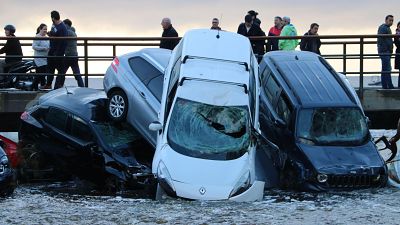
[
  {"xmin": 18, "ymin": 87, "xmax": 154, "ymax": 191},
  {"xmin": 0, "ymin": 143, "xmax": 15, "ymax": 196},
  {"xmin": 258, "ymin": 51, "xmax": 387, "ymax": 191}
]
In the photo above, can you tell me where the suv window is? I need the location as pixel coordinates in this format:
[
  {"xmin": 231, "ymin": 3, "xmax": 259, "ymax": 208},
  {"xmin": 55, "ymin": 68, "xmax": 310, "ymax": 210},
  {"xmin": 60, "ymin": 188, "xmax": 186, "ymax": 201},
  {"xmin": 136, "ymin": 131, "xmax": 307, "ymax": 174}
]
[
  {"xmin": 70, "ymin": 115, "xmax": 92, "ymax": 142},
  {"xmin": 276, "ymin": 94, "xmax": 292, "ymax": 124},
  {"xmin": 44, "ymin": 107, "xmax": 68, "ymax": 132},
  {"xmin": 264, "ymin": 75, "xmax": 281, "ymax": 104},
  {"xmin": 128, "ymin": 57, "xmax": 162, "ymax": 85}
]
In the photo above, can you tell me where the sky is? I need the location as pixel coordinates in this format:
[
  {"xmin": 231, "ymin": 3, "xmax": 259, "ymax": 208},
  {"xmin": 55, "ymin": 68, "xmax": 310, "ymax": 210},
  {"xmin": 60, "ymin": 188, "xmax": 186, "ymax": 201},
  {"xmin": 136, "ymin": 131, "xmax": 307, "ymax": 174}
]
[{"xmin": 0, "ymin": 0, "xmax": 399, "ymax": 37}]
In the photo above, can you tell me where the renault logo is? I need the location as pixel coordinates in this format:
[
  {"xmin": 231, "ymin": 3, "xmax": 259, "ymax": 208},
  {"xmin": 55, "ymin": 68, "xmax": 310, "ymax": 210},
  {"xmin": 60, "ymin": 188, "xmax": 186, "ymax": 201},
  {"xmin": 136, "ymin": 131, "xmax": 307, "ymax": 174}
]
[{"xmin": 199, "ymin": 187, "xmax": 206, "ymax": 195}]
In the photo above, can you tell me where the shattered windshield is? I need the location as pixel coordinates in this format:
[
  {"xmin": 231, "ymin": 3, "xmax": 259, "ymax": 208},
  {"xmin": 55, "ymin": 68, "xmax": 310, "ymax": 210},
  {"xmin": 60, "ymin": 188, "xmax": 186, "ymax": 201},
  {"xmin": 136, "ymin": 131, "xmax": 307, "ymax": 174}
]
[
  {"xmin": 167, "ymin": 98, "xmax": 250, "ymax": 160},
  {"xmin": 297, "ymin": 108, "xmax": 369, "ymax": 146},
  {"xmin": 93, "ymin": 122, "xmax": 141, "ymax": 149}
]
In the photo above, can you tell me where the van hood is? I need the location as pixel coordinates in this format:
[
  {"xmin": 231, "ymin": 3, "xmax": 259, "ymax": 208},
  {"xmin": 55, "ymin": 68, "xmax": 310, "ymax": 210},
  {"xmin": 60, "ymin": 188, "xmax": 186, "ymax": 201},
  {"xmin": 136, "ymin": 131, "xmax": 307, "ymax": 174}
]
[{"xmin": 298, "ymin": 141, "xmax": 385, "ymax": 174}]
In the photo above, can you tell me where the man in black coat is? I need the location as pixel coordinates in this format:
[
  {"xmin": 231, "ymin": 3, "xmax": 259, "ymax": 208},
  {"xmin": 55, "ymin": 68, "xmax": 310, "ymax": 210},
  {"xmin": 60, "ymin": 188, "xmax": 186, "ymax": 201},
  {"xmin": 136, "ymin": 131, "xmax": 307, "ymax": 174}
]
[
  {"xmin": 0, "ymin": 25, "xmax": 23, "ymax": 73},
  {"xmin": 300, "ymin": 23, "xmax": 321, "ymax": 55},
  {"xmin": 160, "ymin": 18, "xmax": 179, "ymax": 50},
  {"xmin": 237, "ymin": 15, "xmax": 265, "ymax": 59}
]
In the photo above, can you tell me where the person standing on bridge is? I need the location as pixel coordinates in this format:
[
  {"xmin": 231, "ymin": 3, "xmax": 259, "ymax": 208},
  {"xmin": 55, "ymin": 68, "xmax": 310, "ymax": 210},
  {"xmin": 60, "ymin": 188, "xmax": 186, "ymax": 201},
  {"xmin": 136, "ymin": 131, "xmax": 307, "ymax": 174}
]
[
  {"xmin": 160, "ymin": 18, "xmax": 179, "ymax": 50},
  {"xmin": 300, "ymin": 23, "xmax": 321, "ymax": 55},
  {"xmin": 32, "ymin": 24, "xmax": 49, "ymax": 90},
  {"xmin": 44, "ymin": 10, "xmax": 67, "ymax": 89},
  {"xmin": 266, "ymin": 16, "xmax": 283, "ymax": 52},
  {"xmin": 394, "ymin": 21, "xmax": 400, "ymax": 88},
  {"xmin": 61, "ymin": 19, "xmax": 84, "ymax": 87},
  {"xmin": 377, "ymin": 15, "xmax": 394, "ymax": 89},
  {"xmin": 210, "ymin": 18, "xmax": 221, "ymax": 30},
  {"xmin": 237, "ymin": 15, "xmax": 265, "ymax": 61},
  {"xmin": 279, "ymin": 16, "xmax": 299, "ymax": 51}
]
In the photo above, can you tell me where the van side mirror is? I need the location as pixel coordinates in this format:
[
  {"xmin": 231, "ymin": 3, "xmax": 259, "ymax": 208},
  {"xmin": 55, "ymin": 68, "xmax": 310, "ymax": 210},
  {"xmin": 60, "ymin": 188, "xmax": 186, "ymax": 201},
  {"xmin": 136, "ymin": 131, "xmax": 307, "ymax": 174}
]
[
  {"xmin": 274, "ymin": 118, "xmax": 287, "ymax": 129},
  {"xmin": 149, "ymin": 121, "xmax": 163, "ymax": 132}
]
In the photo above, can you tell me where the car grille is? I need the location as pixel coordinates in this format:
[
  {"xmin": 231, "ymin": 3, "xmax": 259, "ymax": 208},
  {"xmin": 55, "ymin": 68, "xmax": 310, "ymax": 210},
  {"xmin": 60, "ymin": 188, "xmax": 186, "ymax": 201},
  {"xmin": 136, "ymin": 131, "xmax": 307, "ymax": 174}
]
[{"xmin": 327, "ymin": 174, "xmax": 379, "ymax": 188}]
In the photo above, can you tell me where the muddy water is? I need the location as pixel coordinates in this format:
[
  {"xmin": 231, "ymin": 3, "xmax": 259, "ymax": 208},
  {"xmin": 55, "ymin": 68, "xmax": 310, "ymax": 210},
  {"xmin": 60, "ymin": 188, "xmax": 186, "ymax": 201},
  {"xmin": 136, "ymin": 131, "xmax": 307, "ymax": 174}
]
[{"xmin": 0, "ymin": 130, "xmax": 398, "ymax": 225}]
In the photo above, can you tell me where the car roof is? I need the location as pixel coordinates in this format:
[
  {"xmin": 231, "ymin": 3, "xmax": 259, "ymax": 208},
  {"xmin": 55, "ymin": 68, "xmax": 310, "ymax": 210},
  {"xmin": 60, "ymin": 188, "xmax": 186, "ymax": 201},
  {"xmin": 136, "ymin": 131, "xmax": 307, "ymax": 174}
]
[
  {"xmin": 263, "ymin": 51, "xmax": 355, "ymax": 107},
  {"xmin": 120, "ymin": 48, "xmax": 171, "ymax": 69},
  {"xmin": 39, "ymin": 87, "xmax": 107, "ymax": 121},
  {"xmin": 180, "ymin": 29, "xmax": 252, "ymax": 65}
]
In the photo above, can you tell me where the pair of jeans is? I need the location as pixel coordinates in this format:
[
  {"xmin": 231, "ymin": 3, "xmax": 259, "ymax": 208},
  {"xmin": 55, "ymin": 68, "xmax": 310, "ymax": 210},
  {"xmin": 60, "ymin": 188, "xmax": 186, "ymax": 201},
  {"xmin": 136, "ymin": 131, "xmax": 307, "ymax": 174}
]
[
  {"xmin": 46, "ymin": 55, "xmax": 65, "ymax": 89},
  {"xmin": 62, "ymin": 57, "xmax": 84, "ymax": 87},
  {"xmin": 380, "ymin": 53, "xmax": 394, "ymax": 89},
  {"xmin": 32, "ymin": 65, "xmax": 47, "ymax": 90}
]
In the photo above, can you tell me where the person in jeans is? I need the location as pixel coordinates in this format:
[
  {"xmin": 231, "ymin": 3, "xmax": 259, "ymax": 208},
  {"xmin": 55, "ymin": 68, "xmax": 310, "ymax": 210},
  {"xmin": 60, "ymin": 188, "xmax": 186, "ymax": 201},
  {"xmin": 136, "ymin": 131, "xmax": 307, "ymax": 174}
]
[
  {"xmin": 32, "ymin": 23, "xmax": 49, "ymax": 90},
  {"xmin": 44, "ymin": 10, "xmax": 67, "ymax": 89},
  {"xmin": 62, "ymin": 19, "xmax": 84, "ymax": 87},
  {"xmin": 394, "ymin": 21, "xmax": 400, "ymax": 88},
  {"xmin": 377, "ymin": 15, "xmax": 394, "ymax": 89}
]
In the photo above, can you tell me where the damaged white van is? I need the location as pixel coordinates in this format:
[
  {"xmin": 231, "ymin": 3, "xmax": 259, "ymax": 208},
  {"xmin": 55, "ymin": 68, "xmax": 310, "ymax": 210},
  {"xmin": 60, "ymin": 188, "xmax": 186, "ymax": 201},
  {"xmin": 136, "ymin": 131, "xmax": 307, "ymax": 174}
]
[{"xmin": 149, "ymin": 29, "xmax": 267, "ymax": 201}]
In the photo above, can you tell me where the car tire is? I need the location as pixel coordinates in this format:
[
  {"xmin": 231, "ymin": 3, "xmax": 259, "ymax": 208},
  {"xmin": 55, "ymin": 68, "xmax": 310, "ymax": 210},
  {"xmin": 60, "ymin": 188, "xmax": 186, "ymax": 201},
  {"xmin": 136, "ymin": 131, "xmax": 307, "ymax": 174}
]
[{"xmin": 107, "ymin": 90, "xmax": 129, "ymax": 122}]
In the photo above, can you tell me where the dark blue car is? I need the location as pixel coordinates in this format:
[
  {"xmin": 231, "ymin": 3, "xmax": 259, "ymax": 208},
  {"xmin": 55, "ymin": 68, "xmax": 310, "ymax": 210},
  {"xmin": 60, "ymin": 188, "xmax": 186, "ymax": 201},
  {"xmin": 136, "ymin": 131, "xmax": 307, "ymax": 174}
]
[
  {"xmin": 258, "ymin": 51, "xmax": 387, "ymax": 191},
  {"xmin": 0, "ymin": 143, "xmax": 15, "ymax": 196}
]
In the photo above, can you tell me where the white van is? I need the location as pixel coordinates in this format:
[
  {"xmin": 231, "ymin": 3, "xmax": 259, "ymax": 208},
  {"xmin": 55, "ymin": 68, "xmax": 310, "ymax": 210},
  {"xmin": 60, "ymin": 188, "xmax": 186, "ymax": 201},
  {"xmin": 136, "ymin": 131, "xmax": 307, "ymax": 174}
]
[{"xmin": 149, "ymin": 29, "xmax": 267, "ymax": 201}]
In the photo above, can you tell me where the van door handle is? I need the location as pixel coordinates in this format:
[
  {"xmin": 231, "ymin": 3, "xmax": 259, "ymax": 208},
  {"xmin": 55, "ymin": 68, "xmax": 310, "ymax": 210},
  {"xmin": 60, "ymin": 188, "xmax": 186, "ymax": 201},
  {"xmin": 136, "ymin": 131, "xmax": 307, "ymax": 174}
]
[{"xmin": 139, "ymin": 91, "xmax": 146, "ymax": 99}]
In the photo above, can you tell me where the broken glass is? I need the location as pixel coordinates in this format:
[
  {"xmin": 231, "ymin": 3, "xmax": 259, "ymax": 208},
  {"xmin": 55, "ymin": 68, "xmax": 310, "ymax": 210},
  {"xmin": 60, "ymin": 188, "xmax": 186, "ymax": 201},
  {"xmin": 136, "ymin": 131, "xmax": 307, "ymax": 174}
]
[
  {"xmin": 167, "ymin": 98, "xmax": 250, "ymax": 160},
  {"xmin": 93, "ymin": 122, "xmax": 141, "ymax": 149},
  {"xmin": 297, "ymin": 108, "xmax": 369, "ymax": 146}
]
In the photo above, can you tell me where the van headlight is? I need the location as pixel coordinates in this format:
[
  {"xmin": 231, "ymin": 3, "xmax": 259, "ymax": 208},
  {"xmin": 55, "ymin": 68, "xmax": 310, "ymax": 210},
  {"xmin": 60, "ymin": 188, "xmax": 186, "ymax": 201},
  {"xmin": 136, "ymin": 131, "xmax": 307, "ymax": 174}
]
[
  {"xmin": 157, "ymin": 161, "xmax": 175, "ymax": 193},
  {"xmin": 230, "ymin": 171, "xmax": 251, "ymax": 197},
  {"xmin": 0, "ymin": 156, "xmax": 9, "ymax": 175}
]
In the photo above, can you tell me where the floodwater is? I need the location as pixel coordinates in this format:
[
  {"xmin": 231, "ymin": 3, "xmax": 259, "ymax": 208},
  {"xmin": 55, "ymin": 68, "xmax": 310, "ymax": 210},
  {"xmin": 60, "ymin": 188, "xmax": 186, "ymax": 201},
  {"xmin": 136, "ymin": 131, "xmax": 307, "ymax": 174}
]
[{"xmin": 0, "ymin": 130, "xmax": 399, "ymax": 225}]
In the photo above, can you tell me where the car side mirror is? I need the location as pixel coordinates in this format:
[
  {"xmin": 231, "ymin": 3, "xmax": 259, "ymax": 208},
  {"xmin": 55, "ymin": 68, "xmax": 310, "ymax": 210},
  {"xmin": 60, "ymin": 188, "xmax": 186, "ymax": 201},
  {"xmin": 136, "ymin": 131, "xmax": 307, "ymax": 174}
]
[
  {"xmin": 149, "ymin": 121, "xmax": 163, "ymax": 132},
  {"xmin": 274, "ymin": 118, "xmax": 287, "ymax": 129}
]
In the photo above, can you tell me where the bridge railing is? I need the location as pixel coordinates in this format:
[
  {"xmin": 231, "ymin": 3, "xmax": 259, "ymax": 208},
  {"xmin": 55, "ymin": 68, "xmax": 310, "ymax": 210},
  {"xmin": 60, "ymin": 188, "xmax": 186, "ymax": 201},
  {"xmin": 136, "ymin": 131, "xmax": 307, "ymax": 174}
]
[{"xmin": 0, "ymin": 34, "xmax": 399, "ymax": 99}]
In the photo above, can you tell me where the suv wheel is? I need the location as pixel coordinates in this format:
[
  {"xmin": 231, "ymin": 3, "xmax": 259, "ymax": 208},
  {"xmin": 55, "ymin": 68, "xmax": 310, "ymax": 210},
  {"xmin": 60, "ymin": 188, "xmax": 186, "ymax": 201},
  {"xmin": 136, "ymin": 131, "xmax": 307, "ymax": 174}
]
[{"xmin": 107, "ymin": 90, "xmax": 128, "ymax": 122}]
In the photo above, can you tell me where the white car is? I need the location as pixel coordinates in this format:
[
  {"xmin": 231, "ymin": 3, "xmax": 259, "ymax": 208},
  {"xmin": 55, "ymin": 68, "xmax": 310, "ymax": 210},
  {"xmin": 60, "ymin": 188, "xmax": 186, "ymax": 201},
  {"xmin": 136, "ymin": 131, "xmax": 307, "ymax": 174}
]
[{"xmin": 149, "ymin": 29, "xmax": 268, "ymax": 201}]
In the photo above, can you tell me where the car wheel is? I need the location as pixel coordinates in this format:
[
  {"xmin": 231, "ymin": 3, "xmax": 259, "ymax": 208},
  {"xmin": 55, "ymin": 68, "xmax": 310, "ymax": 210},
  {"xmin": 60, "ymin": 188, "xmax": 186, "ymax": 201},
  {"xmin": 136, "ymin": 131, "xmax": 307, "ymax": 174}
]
[{"xmin": 107, "ymin": 90, "xmax": 128, "ymax": 122}]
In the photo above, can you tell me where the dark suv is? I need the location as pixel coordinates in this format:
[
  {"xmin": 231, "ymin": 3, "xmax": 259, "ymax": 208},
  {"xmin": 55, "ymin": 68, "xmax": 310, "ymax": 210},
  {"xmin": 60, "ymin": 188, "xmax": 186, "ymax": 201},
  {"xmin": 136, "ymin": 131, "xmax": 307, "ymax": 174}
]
[
  {"xmin": 18, "ymin": 87, "xmax": 154, "ymax": 191},
  {"xmin": 258, "ymin": 51, "xmax": 387, "ymax": 191}
]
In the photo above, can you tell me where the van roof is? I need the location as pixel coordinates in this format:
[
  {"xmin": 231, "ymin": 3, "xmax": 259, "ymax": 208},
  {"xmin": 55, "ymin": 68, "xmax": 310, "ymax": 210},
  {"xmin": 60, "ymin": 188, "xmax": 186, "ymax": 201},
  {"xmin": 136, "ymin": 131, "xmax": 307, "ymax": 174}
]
[
  {"xmin": 263, "ymin": 51, "xmax": 355, "ymax": 107},
  {"xmin": 180, "ymin": 29, "xmax": 252, "ymax": 65}
]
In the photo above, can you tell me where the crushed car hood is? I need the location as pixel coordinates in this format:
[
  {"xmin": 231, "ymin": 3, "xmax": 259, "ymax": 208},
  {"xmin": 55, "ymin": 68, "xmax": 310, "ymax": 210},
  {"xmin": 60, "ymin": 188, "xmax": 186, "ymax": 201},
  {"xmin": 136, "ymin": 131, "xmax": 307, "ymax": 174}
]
[{"xmin": 298, "ymin": 141, "xmax": 385, "ymax": 173}]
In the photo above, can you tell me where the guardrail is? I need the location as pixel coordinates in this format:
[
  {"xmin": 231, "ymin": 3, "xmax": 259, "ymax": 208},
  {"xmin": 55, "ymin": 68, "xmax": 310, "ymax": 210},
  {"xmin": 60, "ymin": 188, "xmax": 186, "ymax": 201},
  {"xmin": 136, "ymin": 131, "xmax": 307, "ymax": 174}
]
[{"xmin": 0, "ymin": 34, "xmax": 399, "ymax": 99}]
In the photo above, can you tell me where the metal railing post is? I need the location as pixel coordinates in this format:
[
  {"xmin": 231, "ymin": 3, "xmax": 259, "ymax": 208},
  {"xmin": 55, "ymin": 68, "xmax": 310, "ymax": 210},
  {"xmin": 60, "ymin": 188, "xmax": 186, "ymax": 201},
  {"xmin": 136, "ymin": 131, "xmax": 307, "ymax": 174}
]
[
  {"xmin": 343, "ymin": 43, "xmax": 347, "ymax": 75},
  {"xmin": 84, "ymin": 39, "xmax": 89, "ymax": 87},
  {"xmin": 359, "ymin": 38, "xmax": 364, "ymax": 99},
  {"xmin": 113, "ymin": 45, "xmax": 116, "ymax": 57}
]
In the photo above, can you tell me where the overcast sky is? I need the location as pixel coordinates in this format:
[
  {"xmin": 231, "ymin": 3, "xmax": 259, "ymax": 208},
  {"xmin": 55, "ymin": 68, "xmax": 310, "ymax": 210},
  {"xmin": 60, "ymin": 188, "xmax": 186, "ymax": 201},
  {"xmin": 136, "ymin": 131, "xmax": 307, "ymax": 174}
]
[{"xmin": 0, "ymin": 0, "xmax": 399, "ymax": 37}]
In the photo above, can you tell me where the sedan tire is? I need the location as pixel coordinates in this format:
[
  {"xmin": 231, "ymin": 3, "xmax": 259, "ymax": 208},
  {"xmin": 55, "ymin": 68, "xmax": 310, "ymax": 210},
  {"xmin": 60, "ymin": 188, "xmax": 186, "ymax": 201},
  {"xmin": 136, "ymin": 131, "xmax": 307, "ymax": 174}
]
[{"xmin": 107, "ymin": 90, "xmax": 129, "ymax": 122}]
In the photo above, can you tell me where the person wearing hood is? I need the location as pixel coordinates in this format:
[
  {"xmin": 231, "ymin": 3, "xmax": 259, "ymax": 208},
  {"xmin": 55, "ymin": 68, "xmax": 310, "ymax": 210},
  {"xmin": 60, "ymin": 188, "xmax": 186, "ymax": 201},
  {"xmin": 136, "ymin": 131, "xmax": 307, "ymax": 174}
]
[
  {"xmin": 0, "ymin": 24, "xmax": 23, "ymax": 74},
  {"xmin": 61, "ymin": 19, "xmax": 84, "ymax": 87},
  {"xmin": 160, "ymin": 18, "xmax": 179, "ymax": 50},
  {"xmin": 279, "ymin": 16, "xmax": 299, "ymax": 51}
]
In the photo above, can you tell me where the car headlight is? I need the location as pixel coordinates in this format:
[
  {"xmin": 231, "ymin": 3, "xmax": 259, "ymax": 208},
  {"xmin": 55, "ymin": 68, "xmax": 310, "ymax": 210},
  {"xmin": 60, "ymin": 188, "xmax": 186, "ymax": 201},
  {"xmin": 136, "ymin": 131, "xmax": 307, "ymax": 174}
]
[
  {"xmin": 0, "ymin": 156, "xmax": 9, "ymax": 175},
  {"xmin": 157, "ymin": 161, "xmax": 175, "ymax": 192},
  {"xmin": 230, "ymin": 171, "xmax": 251, "ymax": 197}
]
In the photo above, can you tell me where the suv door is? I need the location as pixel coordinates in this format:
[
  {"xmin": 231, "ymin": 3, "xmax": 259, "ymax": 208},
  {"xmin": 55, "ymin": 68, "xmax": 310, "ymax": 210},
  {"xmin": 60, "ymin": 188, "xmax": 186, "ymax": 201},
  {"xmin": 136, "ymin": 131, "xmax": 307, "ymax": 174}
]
[{"xmin": 128, "ymin": 57, "xmax": 163, "ymax": 146}]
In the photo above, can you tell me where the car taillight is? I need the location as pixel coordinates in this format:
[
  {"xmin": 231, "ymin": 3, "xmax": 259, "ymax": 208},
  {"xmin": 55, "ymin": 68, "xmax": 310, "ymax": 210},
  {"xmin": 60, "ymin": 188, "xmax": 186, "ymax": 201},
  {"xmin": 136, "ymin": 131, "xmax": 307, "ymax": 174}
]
[
  {"xmin": 111, "ymin": 57, "xmax": 119, "ymax": 73},
  {"xmin": 20, "ymin": 111, "xmax": 29, "ymax": 120}
]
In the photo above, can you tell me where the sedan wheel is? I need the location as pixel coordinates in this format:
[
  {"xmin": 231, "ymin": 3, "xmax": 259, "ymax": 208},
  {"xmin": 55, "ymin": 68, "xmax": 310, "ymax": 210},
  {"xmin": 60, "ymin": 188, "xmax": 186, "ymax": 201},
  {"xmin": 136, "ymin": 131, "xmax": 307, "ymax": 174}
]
[{"xmin": 107, "ymin": 90, "xmax": 128, "ymax": 122}]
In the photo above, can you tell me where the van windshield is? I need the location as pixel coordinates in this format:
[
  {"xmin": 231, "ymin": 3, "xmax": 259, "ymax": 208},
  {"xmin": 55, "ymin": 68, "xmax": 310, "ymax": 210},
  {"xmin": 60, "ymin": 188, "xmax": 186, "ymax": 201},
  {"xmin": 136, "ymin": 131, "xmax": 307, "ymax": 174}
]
[
  {"xmin": 297, "ymin": 108, "xmax": 369, "ymax": 146},
  {"xmin": 167, "ymin": 98, "xmax": 250, "ymax": 160}
]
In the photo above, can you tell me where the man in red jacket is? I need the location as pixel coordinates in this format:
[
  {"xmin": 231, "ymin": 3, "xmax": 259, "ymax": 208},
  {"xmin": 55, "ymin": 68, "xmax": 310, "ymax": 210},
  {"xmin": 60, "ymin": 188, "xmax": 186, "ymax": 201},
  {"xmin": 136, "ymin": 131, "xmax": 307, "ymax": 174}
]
[{"xmin": 266, "ymin": 16, "xmax": 283, "ymax": 52}]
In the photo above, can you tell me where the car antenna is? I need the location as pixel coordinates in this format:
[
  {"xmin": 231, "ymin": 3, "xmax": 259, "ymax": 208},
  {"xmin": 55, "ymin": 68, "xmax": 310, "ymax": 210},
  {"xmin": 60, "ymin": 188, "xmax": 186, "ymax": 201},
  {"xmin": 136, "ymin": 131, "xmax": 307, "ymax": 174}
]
[
  {"xmin": 216, "ymin": 14, "xmax": 222, "ymax": 39},
  {"xmin": 65, "ymin": 86, "xmax": 72, "ymax": 95}
]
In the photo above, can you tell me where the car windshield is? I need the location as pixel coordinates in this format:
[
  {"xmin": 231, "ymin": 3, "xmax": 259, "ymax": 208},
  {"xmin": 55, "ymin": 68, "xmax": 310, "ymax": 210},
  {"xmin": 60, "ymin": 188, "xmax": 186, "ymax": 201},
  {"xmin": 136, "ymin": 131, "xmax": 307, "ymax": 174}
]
[
  {"xmin": 92, "ymin": 122, "xmax": 141, "ymax": 149},
  {"xmin": 167, "ymin": 98, "xmax": 250, "ymax": 160},
  {"xmin": 297, "ymin": 108, "xmax": 369, "ymax": 146}
]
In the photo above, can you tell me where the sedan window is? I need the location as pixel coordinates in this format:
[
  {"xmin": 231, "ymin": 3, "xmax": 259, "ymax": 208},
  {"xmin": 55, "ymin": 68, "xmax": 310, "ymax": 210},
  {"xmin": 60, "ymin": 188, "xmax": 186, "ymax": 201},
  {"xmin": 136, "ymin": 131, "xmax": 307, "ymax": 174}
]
[
  {"xmin": 70, "ymin": 115, "xmax": 92, "ymax": 142},
  {"xmin": 44, "ymin": 107, "xmax": 68, "ymax": 132},
  {"xmin": 128, "ymin": 57, "xmax": 162, "ymax": 85},
  {"xmin": 147, "ymin": 75, "xmax": 163, "ymax": 101}
]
